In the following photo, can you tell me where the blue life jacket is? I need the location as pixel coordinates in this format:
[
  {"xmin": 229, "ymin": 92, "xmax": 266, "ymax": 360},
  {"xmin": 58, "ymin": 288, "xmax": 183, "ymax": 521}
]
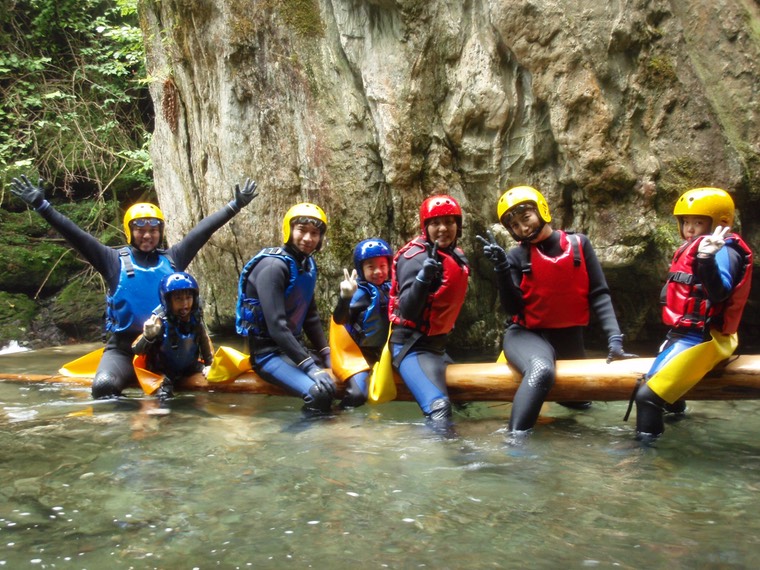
[
  {"xmin": 236, "ymin": 247, "xmax": 317, "ymax": 337},
  {"xmin": 105, "ymin": 248, "xmax": 174, "ymax": 335},
  {"xmin": 347, "ymin": 281, "xmax": 391, "ymax": 348},
  {"xmin": 154, "ymin": 308, "xmax": 203, "ymax": 375}
]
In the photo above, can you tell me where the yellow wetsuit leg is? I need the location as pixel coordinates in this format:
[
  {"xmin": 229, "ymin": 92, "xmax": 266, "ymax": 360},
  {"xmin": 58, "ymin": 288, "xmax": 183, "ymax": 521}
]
[{"xmin": 647, "ymin": 330, "xmax": 738, "ymax": 404}]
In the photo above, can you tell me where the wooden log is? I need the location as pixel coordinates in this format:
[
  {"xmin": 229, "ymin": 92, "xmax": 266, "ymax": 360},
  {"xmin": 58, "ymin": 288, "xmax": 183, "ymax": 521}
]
[{"xmin": 2, "ymin": 355, "xmax": 760, "ymax": 401}]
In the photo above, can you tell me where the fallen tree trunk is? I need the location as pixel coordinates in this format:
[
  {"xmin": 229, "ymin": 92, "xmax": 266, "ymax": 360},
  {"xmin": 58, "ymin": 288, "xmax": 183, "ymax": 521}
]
[{"xmin": 2, "ymin": 356, "xmax": 760, "ymax": 401}]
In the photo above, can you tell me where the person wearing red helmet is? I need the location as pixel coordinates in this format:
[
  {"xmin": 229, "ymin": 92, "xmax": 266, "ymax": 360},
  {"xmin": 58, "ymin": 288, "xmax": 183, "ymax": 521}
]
[
  {"xmin": 10, "ymin": 174, "xmax": 259, "ymax": 398},
  {"xmin": 634, "ymin": 188, "xmax": 753, "ymax": 442},
  {"xmin": 388, "ymin": 195, "xmax": 470, "ymax": 429},
  {"xmin": 478, "ymin": 185, "xmax": 634, "ymax": 437},
  {"xmin": 132, "ymin": 272, "xmax": 214, "ymax": 404}
]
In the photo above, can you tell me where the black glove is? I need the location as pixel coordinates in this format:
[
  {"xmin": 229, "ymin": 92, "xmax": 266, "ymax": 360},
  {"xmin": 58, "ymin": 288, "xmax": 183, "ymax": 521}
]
[
  {"xmin": 606, "ymin": 334, "xmax": 638, "ymax": 363},
  {"xmin": 231, "ymin": 178, "xmax": 259, "ymax": 211},
  {"xmin": 10, "ymin": 175, "xmax": 45, "ymax": 209},
  {"xmin": 301, "ymin": 360, "xmax": 337, "ymax": 397},
  {"xmin": 476, "ymin": 231, "xmax": 509, "ymax": 271},
  {"xmin": 417, "ymin": 243, "xmax": 442, "ymax": 283}
]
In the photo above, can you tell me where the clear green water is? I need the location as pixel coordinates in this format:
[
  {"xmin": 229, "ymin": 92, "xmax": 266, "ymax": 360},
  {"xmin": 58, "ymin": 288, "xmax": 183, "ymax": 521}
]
[{"xmin": 2, "ymin": 345, "xmax": 760, "ymax": 569}]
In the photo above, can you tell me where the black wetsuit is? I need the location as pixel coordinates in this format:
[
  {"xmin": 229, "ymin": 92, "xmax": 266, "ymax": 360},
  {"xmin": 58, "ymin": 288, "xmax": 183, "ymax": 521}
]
[
  {"xmin": 35, "ymin": 200, "xmax": 241, "ymax": 397},
  {"xmin": 241, "ymin": 245, "xmax": 332, "ymax": 411},
  {"xmin": 496, "ymin": 230, "xmax": 622, "ymax": 431}
]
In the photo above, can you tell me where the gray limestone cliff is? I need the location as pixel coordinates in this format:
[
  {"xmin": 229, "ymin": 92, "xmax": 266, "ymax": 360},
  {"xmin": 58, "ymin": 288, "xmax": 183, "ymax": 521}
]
[{"xmin": 141, "ymin": 0, "xmax": 760, "ymax": 352}]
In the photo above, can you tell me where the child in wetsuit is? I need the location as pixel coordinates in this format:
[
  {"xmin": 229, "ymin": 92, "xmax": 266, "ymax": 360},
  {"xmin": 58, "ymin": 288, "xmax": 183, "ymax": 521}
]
[
  {"xmin": 634, "ymin": 187, "xmax": 753, "ymax": 441},
  {"xmin": 132, "ymin": 272, "xmax": 214, "ymax": 402},
  {"xmin": 332, "ymin": 238, "xmax": 393, "ymax": 407}
]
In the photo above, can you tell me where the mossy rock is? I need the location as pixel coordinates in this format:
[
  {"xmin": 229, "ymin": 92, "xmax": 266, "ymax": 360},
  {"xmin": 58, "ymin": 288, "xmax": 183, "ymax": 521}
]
[
  {"xmin": 0, "ymin": 243, "xmax": 85, "ymax": 293},
  {"xmin": 0, "ymin": 292, "xmax": 37, "ymax": 348},
  {"xmin": 49, "ymin": 277, "xmax": 105, "ymax": 341}
]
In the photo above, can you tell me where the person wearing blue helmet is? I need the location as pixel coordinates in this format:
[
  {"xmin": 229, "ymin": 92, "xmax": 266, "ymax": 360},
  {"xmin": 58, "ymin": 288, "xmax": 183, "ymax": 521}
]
[
  {"xmin": 332, "ymin": 238, "xmax": 393, "ymax": 407},
  {"xmin": 132, "ymin": 272, "xmax": 214, "ymax": 403},
  {"xmin": 10, "ymin": 174, "xmax": 259, "ymax": 399}
]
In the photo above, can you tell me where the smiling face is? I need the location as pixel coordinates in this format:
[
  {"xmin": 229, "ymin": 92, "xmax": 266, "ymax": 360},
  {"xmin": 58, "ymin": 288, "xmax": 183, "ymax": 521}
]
[
  {"xmin": 130, "ymin": 219, "xmax": 162, "ymax": 252},
  {"xmin": 425, "ymin": 215, "xmax": 459, "ymax": 249},
  {"xmin": 290, "ymin": 221, "xmax": 322, "ymax": 255},
  {"xmin": 362, "ymin": 257, "xmax": 390, "ymax": 285},
  {"xmin": 505, "ymin": 206, "xmax": 551, "ymax": 243},
  {"xmin": 679, "ymin": 215, "xmax": 712, "ymax": 240},
  {"xmin": 169, "ymin": 290, "xmax": 195, "ymax": 322}
]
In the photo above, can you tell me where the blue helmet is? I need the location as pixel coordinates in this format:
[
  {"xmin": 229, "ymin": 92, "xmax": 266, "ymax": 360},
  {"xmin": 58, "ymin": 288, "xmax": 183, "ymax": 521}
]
[
  {"xmin": 353, "ymin": 238, "xmax": 393, "ymax": 277},
  {"xmin": 159, "ymin": 272, "xmax": 200, "ymax": 313}
]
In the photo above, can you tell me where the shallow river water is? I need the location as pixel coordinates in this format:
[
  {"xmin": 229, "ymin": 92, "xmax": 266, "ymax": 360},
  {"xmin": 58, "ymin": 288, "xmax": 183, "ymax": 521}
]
[{"xmin": 1, "ymin": 343, "xmax": 760, "ymax": 569}]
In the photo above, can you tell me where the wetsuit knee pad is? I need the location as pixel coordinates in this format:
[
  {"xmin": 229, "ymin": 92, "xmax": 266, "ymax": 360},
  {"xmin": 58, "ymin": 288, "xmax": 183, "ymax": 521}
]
[
  {"xmin": 91, "ymin": 372, "xmax": 121, "ymax": 399},
  {"xmin": 427, "ymin": 398, "xmax": 452, "ymax": 421},
  {"xmin": 524, "ymin": 357, "xmax": 555, "ymax": 393},
  {"xmin": 303, "ymin": 383, "xmax": 333, "ymax": 414}
]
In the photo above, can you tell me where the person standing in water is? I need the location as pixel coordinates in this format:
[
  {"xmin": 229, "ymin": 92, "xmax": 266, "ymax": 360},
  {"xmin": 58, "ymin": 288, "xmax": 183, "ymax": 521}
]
[{"xmin": 10, "ymin": 174, "xmax": 259, "ymax": 398}]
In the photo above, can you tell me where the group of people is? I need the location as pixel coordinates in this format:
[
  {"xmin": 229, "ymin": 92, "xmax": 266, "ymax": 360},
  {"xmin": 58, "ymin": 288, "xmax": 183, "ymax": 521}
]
[{"xmin": 10, "ymin": 174, "xmax": 753, "ymax": 441}]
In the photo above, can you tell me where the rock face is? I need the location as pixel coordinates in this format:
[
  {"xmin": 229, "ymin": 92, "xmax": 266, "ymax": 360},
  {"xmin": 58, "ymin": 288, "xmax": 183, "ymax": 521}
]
[{"xmin": 141, "ymin": 0, "xmax": 760, "ymax": 352}]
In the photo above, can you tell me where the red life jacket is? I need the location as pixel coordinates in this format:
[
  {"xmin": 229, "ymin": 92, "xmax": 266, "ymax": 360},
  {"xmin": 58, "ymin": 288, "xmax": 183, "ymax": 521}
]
[
  {"xmin": 515, "ymin": 231, "xmax": 590, "ymax": 329},
  {"xmin": 663, "ymin": 234, "xmax": 753, "ymax": 334},
  {"xmin": 389, "ymin": 236, "xmax": 470, "ymax": 336}
]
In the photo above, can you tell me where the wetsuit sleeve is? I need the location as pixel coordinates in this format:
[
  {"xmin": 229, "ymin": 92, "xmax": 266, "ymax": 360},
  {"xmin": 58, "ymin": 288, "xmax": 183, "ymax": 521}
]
[
  {"xmin": 198, "ymin": 322, "xmax": 214, "ymax": 365},
  {"xmin": 36, "ymin": 202, "xmax": 121, "ymax": 289},
  {"xmin": 496, "ymin": 247, "xmax": 526, "ymax": 316},
  {"xmin": 581, "ymin": 235, "xmax": 622, "ymax": 338},
  {"xmin": 696, "ymin": 243, "xmax": 744, "ymax": 303},
  {"xmin": 303, "ymin": 299, "xmax": 329, "ymax": 352},
  {"xmin": 394, "ymin": 250, "xmax": 432, "ymax": 322},
  {"xmin": 332, "ymin": 296, "xmax": 351, "ymax": 325},
  {"xmin": 252, "ymin": 258, "xmax": 313, "ymax": 364},
  {"xmin": 165, "ymin": 204, "xmax": 238, "ymax": 270},
  {"xmin": 131, "ymin": 333, "xmax": 154, "ymax": 355}
]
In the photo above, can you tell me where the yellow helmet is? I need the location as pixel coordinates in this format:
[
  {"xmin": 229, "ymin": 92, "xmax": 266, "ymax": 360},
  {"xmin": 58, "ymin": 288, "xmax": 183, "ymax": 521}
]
[
  {"xmin": 282, "ymin": 202, "xmax": 328, "ymax": 245},
  {"xmin": 123, "ymin": 203, "xmax": 165, "ymax": 244},
  {"xmin": 497, "ymin": 186, "xmax": 552, "ymax": 226},
  {"xmin": 674, "ymin": 187, "xmax": 734, "ymax": 237}
]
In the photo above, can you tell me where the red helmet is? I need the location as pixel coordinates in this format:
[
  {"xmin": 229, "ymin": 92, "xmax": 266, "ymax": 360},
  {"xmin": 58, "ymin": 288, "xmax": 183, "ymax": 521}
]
[{"xmin": 419, "ymin": 195, "xmax": 462, "ymax": 238}]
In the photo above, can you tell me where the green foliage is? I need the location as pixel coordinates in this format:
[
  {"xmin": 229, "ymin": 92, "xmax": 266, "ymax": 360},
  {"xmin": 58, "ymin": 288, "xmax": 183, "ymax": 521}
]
[{"xmin": 0, "ymin": 0, "xmax": 152, "ymax": 192}]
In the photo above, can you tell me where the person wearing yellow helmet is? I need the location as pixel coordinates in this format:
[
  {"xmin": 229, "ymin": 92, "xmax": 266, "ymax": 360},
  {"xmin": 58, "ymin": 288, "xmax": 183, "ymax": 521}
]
[
  {"xmin": 634, "ymin": 187, "xmax": 753, "ymax": 442},
  {"xmin": 10, "ymin": 174, "xmax": 259, "ymax": 398},
  {"xmin": 478, "ymin": 185, "xmax": 635, "ymax": 437},
  {"xmin": 236, "ymin": 202, "xmax": 336, "ymax": 415}
]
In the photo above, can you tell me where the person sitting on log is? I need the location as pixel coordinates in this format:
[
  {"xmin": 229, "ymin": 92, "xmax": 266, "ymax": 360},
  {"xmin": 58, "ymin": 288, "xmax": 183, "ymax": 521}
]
[
  {"xmin": 132, "ymin": 272, "xmax": 213, "ymax": 405},
  {"xmin": 10, "ymin": 174, "xmax": 259, "ymax": 399},
  {"xmin": 478, "ymin": 185, "xmax": 634, "ymax": 437},
  {"xmin": 634, "ymin": 188, "xmax": 753, "ymax": 442},
  {"xmin": 332, "ymin": 238, "xmax": 393, "ymax": 408},
  {"xmin": 236, "ymin": 203, "xmax": 336, "ymax": 415},
  {"xmin": 388, "ymin": 195, "xmax": 470, "ymax": 432}
]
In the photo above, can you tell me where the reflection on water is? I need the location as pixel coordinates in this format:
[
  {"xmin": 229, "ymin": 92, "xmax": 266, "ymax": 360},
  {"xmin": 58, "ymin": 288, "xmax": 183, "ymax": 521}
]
[{"xmin": 2, "ymin": 345, "xmax": 760, "ymax": 568}]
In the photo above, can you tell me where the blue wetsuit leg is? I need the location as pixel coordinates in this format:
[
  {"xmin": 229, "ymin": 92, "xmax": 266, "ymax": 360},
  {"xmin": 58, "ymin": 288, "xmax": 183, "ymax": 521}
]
[
  {"xmin": 392, "ymin": 344, "xmax": 449, "ymax": 416},
  {"xmin": 253, "ymin": 351, "xmax": 314, "ymax": 397}
]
